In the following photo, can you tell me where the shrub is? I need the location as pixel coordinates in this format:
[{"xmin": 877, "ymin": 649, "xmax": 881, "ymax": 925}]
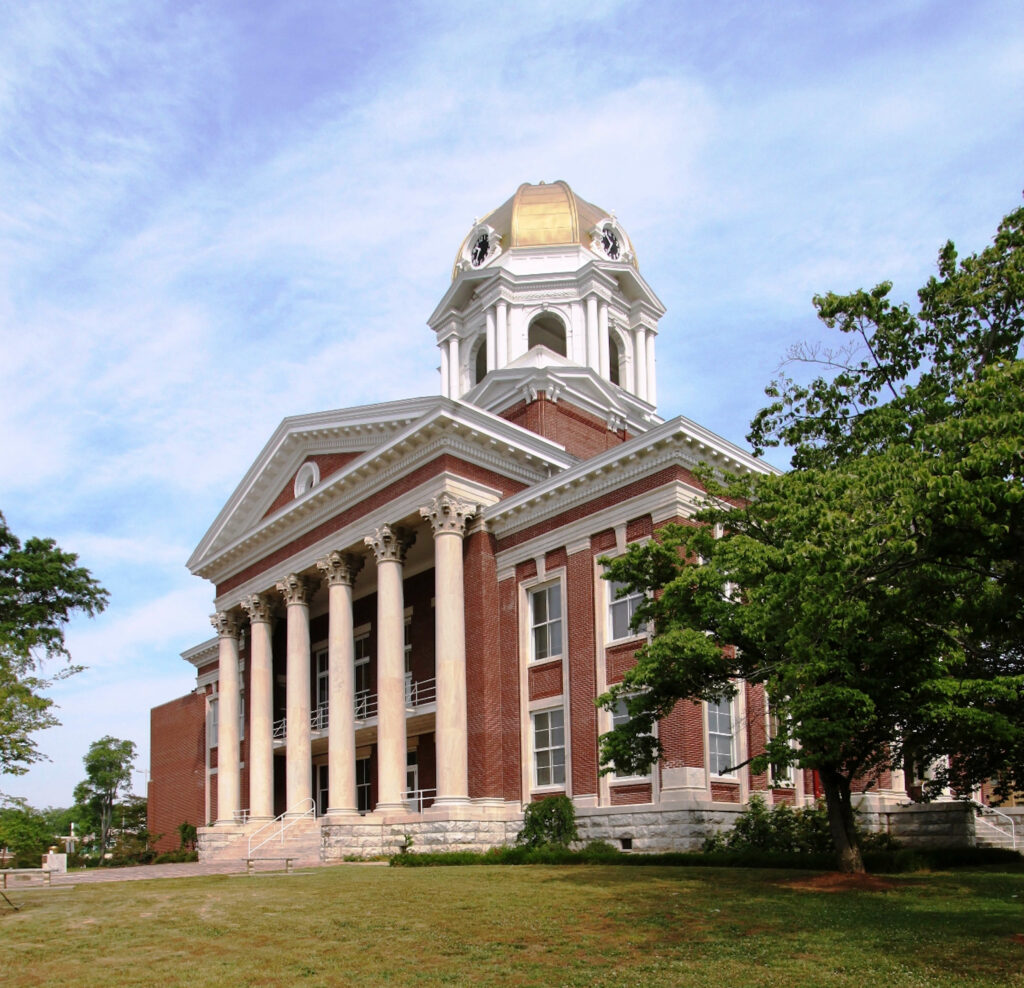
[
  {"xmin": 516, "ymin": 795, "xmax": 579, "ymax": 849},
  {"xmin": 702, "ymin": 794, "xmax": 896, "ymax": 856}
]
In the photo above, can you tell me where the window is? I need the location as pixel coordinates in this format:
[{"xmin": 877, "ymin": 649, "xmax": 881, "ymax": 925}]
[
  {"xmin": 532, "ymin": 708, "xmax": 566, "ymax": 788},
  {"xmin": 707, "ymin": 697, "xmax": 735, "ymax": 776},
  {"xmin": 208, "ymin": 697, "xmax": 218, "ymax": 748},
  {"xmin": 356, "ymin": 757, "xmax": 371, "ymax": 813},
  {"xmin": 314, "ymin": 648, "xmax": 329, "ymax": 731},
  {"xmin": 610, "ymin": 697, "xmax": 651, "ymax": 779},
  {"xmin": 530, "ymin": 583, "xmax": 563, "ymax": 661},
  {"xmin": 608, "ymin": 579, "xmax": 644, "ymax": 641},
  {"xmin": 527, "ymin": 314, "xmax": 567, "ymax": 356},
  {"xmin": 354, "ymin": 634, "xmax": 371, "ymax": 718}
]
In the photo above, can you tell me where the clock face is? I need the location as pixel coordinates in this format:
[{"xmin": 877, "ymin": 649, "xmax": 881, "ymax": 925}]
[
  {"xmin": 601, "ymin": 227, "xmax": 620, "ymax": 260},
  {"xmin": 471, "ymin": 232, "xmax": 490, "ymax": 267}
]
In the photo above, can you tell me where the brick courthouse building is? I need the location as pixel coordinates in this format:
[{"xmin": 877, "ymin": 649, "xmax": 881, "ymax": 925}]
[{"xmin": 147, "ymin": 181, "xmax": 914, "ymax": 858}]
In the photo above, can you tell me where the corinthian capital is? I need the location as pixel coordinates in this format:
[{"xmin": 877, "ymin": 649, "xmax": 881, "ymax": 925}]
[
  {"xmin": 317, "ymin": 550, "xmax": 364, "ymax": 587},
  {"xmin": 420, "ymin": 492, "xmax": 477, "ymax": 537},
  {"xmin": 241, "ymin": 592, "xmax": 276, "ymax": 625},
  {"xmin": 364, "ymin": 524, "xmax": 415, "ymax": 564},
  {"xmin": 276, "ymin": 573, "xmax": 316, "ymax": 606},
  {"xmin": 211, "ymin": 610, "xmax": 241, "ymax": 639}
]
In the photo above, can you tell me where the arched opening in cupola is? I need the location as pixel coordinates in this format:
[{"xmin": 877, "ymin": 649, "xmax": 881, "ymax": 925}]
[
  {"xmin": 474, "ymin": 338, "xmax": 488, "ymax": 385},
  {"xmin": 527, "ymin": 313, "xmax": 567, "ymax": 357},
  {"xmin": 609, "ymin": 332, "xmax": 622, "ymax": 387}
]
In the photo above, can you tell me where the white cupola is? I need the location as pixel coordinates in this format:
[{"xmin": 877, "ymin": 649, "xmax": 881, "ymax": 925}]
[{"xmin": 427, "ymin": 181, "xmax": 666, "ymax": 433}]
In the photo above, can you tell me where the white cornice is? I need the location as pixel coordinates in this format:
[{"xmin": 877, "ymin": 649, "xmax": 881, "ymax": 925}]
[
  {"xmin": 484, "ymin": 415, "xmax": 777, "ymax": 540},
  {"xmin": 189, "ymin": 399, "xmax": 575, "ymax": 583},
  {"xmin": 182, "ymin": 637, "xmax": 218, "ymax": 669},
  {"xmin": 212, "ymin": 471, "xmax": 503, "ymax": 609},
  {"xmin": 464, "ymin": 360, "xmax": 660, "ymax": 436}
]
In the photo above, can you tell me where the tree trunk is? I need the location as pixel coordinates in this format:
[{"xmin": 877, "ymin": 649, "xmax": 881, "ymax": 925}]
[{"xmin": 819, "ymin": 767, "xmax": 865, "ymax": 873}]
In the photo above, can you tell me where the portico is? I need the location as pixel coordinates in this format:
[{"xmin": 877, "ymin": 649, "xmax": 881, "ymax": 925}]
[{"xmin": 208, "ymin": 491, "xmax": 480, "ymax": 825}]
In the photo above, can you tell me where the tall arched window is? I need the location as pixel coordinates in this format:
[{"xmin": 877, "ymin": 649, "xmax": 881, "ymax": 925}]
[
  {"xmin": 527, "ymin": 314, "xmax": 567, "ymax": 357},
  {"xmin": 608, "ymin": 333, "xmax": 621, "ymax": 386},
  {"xmin": 474, "ymin": 339, "xmax": 488, "ymax": 385}
]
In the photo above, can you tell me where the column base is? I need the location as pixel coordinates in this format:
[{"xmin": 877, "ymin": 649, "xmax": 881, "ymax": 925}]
[
  {"xmin": 213, "ymin": 818, "xmax": 245, "ymax": 828},
  {"xmin": 429, "ymin": 796, "xmax": 471, "ymax": 809},
  {"xmin": 371, "ymin": 801, "xmax": 408, "ymax": 814},
  {"xmin": 324, "ymin": 807, "xmax": 360, "ymax": 819}
]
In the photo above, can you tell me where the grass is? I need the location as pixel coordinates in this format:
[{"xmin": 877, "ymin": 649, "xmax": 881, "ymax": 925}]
[{"xmin": 1, "ymin": 864, "xmax": 1022, "ymax": 987}]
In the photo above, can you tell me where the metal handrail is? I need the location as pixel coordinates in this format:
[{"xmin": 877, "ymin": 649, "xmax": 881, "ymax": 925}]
[
  {"xmin": 247, "ymin": 798, "xmax": 316, "ymax": 858},
  {"xmin": 272, "ymin": 716, "xmax": 286, "ymax": 740},
  {"xmin": 403, "ymin": 787, "xmax": 437, "ymax": 813},
  {"xmin": 354, "ymin": 689, "xmax": 377, "ymax": 720},
  {"xmin": 406, "ymin": 677, "xmax": 436, "ymax": 708},
  {"xmin": 974, "ymin": 801, "xmax": 1019, "ymax": 849},
  {"xmin": 311, "ymin": 701, "xmax": 329, "ymax": 733}
]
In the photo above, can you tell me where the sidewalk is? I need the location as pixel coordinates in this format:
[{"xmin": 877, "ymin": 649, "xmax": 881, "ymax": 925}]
[{"xmin": 48, "ymin": 859, "xmax": 276, "ymax": 885}]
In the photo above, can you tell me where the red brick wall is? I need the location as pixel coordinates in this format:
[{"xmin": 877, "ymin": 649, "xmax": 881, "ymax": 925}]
[
  {"xmin": 498, "ymin": 575, "xmax": 522, "ymax": 801},
  {"xmin": 528, "ymin": 661, "xmax": 562, "ymax": 701},
  {"xmin": 498, "ymin": 396, "xmax": 632, "ymax": 459},
  {"xmin": 218, "ymin": 455, "xmax": 526, "ymax": 597},
  {"xmin": 605, "ymin": 641, "xmax": 640, "ymax": 685},
  {"xmin": 746, "ymin": 681, "xmax": 769, "ymax": 793},
  {"xmin": 262, "ymin": 452, "xmax": 363, "ymax": 520},
  {"xmin": 149, "ymin": 691, "xmax": 208, "ymax": 852},
  {"xmin": 497, "ymin": 467, "xmax": 703, "ymax": 554},
  {"xmin": 567, "ymin": 548, "xmax": 598, "ymax": 797},
  {"xmin": 610, "ymin": 782, "xmax": 653, "ymax": 805},
  {"xmin": 711, "ymin": 781, "xmax": 740, "ymax": 803},
  {"xmin": 464, "ymin": 528, "xmax": 503, "ymax": 800}
]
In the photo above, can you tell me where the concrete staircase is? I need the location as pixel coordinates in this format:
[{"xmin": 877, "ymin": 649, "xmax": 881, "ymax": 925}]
[
  {"xmin": 199, "ymin": 816, "xmax": 323, "ymax": 867},
  {"xmin": 973, "ymin": 807, "xmax": 1021, "ymax": 851}
]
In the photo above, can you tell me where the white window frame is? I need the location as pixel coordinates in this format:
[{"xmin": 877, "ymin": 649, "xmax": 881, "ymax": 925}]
[
  {"xmin": 606, "ymin": 577, "xmax": 646, "ymax": 643},
  {"xmin": 208, "ymin": 696, "xmax": 219, "ymax": 749},
  {"xmin": 529, "ymin": 581, "xmax": 563, "ymax": 662},
  {"xmin": 608, "ymin": 696, "xmax": 653, "ymax": 782},
  {"xmin": 315, "ymin": 647, "xmax": 329, "ymax": 710},
  {"xmin": 354, "ymin": 632, "xmax": 371, "ymax": 694},
  {"xmin": 531, "ymin": 707, "xmax": 566, "ymax": 789},
  {"xmin": 707, "ymin": 696, "xmax": 736, "ymax": 778}
]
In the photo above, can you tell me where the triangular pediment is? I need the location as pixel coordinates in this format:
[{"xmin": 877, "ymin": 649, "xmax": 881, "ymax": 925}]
[
  {"xmin": 187, "ymin": 395, "xmax": 575, "ymax": 584},
  {"xmin": 464, "ymin": 350, "xmax": 662, "ymax": 436}
]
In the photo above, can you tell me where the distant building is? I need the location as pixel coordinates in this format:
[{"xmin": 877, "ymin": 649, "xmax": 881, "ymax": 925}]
[{"xmin": 149, "ymin": 181, "xmax": 909, "ymax": 857}]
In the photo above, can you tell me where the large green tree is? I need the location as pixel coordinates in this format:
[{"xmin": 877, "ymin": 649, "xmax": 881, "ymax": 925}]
[
  {"xmin": 0, "ymin": 512, "xmax": 108, "ymax": 778},
  {"xmin": 599, "ymin": 205, "xmax": 1024, "ymax": 873},
  {"xmin": 73, "ymin": 736, "xmax": 137, "ymax": 855}
]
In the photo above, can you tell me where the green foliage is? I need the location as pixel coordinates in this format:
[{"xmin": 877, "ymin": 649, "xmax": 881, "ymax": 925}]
[
  {"xmin": 702, "ymin": 795, "xmax": 899, "ymax": 856},
  {"xmin": 0, "ymin": 512, "xmax": 108, "ymax": 778},
  {"xmin": 0, "ymin": 799, "xmax": 55, "ymax": 867},
  {"xmin": 73, "ymin": 736, "xmax": 137, "ymax": 855},
  {"xmin": 177, "ymin": 821, "xmax": 198, "ymax": 850},
  {"xmin": 515, "ymin": 794, "xmax": 579, "ymax": 848},
  {"xmin": 598, "ymin": 203, "xmax": 1024, "ymax": 872}
]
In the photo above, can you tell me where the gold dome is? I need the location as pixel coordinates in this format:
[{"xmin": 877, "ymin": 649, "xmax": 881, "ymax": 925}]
[{"xmin": 454, "ymin": 181, "xmax": 634, "ymax": 278}]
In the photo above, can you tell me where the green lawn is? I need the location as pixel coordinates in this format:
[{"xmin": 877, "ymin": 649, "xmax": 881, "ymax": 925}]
[{"xmin": 2, "ymin": 865, "xmax": 1022, "ymax": 987}]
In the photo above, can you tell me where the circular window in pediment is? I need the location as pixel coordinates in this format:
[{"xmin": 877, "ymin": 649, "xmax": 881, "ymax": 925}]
[{"xmin": 294, "ymin": 461, "xmax": 320, "ymax": 498}]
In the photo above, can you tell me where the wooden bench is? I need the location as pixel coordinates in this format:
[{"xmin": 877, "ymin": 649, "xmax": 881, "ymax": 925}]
[
  {"xmin": 1, "ymin": 868, "xmax": 52, "ymax": 889},
  {"xmin": 244, "ymin": 857, "xmax": 295, "ymax": 875}
]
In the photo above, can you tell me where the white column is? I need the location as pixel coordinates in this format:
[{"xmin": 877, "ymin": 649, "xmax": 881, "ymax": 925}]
[
  {"xmin": 316, "ymin": 551, "xmax": 363, "ymax": 817},
  {"xmin": 277, "ymin": 573, "xmax": 315, "ymax": 813},
  {"xmin": 447, "ymin": 337, "xmax": 460, "ymax": 399},
  {"xmin": 646, "ymin": 332, "xmax": 657, "ymax": 407},
  {"xmin": 420, "ymin": 493, "xmax": 475, "ymax": 806},
  {"xmin": 485, "ymin": 307, "xmax": 496, "ymax": 372},
  {"xmin": 496, "ymin": 300, "xmax": 508, "ymax": 368},
  {"xmin": 211, "ymin": 611, "xmax": 241, "ymax": 826},
  {"xmin": 241, "ymin": 594, "xmax": 275, "ymax": 821},
  {"xmin": 439, "ymin": 345, "xmax": 450, "ymax": 398},
  {"xmin": 365, "ymin": 525, "xmax": 414, "ymax": 811},
  {"xmin": 633, "ymin": 327, "xmax": 648, "ymax": 402},
  {"xmin": 598, "ymin": 300, "xmax": 610, "ymax": 379},
  {"xmin": 585, "ymin": 295, "xmax": 599, "ymax": 372}
]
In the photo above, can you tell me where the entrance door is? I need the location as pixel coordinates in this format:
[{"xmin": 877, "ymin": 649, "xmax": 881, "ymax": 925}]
[{"xmin": 405, "ymin": 749, "xmax": 419, "ymax": 808}]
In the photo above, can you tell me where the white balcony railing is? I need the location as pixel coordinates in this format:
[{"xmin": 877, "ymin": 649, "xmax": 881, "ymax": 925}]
[
  {"xmin": 403, "ymin": 787, "xmax": 437, "ymax": 812},
  {"xmin": 272, "ymin": 679, "xmax": 437, "ymax": 740},
  {"xmin": 406, "ymin": 677, "xmax": 436, "ymax": 708}
]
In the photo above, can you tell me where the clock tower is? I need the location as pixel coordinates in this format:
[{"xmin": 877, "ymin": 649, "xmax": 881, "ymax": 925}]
[{"xmin": 428, "ymin": 181, "xmax": 665, "ymax": 445}]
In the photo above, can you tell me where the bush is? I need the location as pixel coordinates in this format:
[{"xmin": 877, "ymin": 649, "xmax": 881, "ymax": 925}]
[
  {"xmin": 516, "ymin": 795, "xmax": 579, "ymax": 849},
  {"xmin": 702, "ymin": 794, "xmax": 901, "ymax": 856},
  {"xmin": 153, "ymin": 849, "xmax": 199, "ymax": 864}
]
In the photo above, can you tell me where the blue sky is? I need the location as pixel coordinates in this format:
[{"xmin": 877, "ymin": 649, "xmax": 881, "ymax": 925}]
[{"xmin": 1, "ymin": 0, "xmax": 1021, "ymax": 810}]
